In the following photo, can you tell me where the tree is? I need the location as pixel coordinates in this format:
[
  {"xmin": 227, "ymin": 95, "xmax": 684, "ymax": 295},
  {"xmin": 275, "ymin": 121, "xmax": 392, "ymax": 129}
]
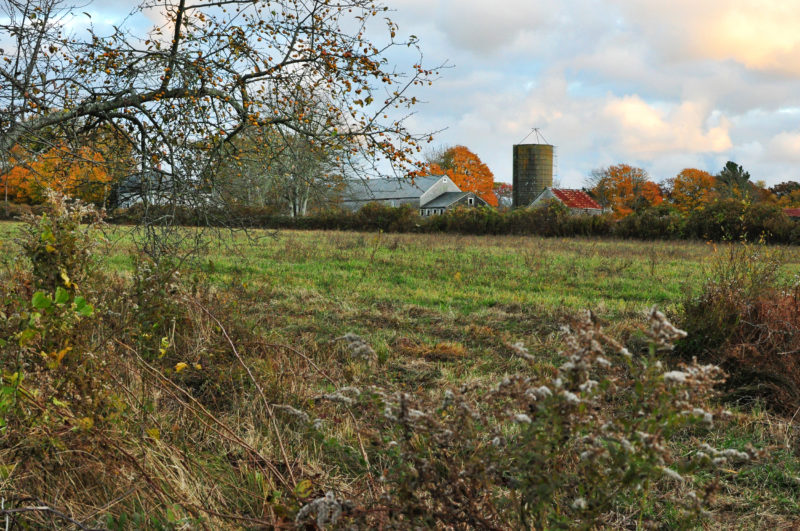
[
  {"xmin": 494, "ymin": 182, "xmax": 513, "ymax": 209},
  {"xmin": 0, "ymin": 142, "xmax": 115, "ymax": 203},
  {"xmin": 769, "ymin": 181, "xmax": 800, "ymax": 207},
  {"xmin": 716, "ymin": 161, "xmax": 752, "ymax": 199},
  {"xmin": 424, "ymin": 145, "xmax": 498, "ymax": 206},
  {"xmin": 770, "ymin": 181, "xmax": 800, "ymax": 199},
  {"xmin": 587, "ymin": 164, "xmax": 661, "ymax": 218},
  {"xmin": 667, "ymin": 168, "xmax": 718, "ymax": 214},
  {"xmin": 1, "ymin": 0, "xmax": 438, "ymax": 253},
  {"xmin": 2, "ymin": 124, "xmax": 136, "ymax": 204}
]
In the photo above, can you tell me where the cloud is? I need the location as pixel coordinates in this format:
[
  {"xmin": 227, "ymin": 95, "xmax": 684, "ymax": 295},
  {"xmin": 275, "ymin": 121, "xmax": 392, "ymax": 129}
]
[
  {"xmin": 767, "ymin": 132, "xmax": 800, "ymax": 164},
  {"xmin": 602, "ymin": 96, "xmax": 732, "ymax": 156},
  {"xmin": 614, "ymin": 0, "xmax": 800, "ymax": 75},
  {"xmin": 395, "ymin": 0, "xmax": 553, "ymax": 55}
]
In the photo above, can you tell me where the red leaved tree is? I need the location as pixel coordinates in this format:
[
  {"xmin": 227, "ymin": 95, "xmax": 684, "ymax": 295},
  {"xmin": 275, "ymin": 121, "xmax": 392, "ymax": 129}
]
[
  {"xmin": 424, "ymin": 145, "xmax": 498, "ymax": 206},
  {"xmin": 588, "ymin": 164, "xmax": 662, "ymax": 218}
]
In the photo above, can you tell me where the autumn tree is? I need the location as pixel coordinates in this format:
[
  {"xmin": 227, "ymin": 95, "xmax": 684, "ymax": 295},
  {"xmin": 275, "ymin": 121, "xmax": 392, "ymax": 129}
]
[
  {"xmin": 667, "ymin": 168, "xmax": 718, "ymax": 214},
  {"xmin": 587, "ymin": 164, "xmax": 662, "ymax": 218},
  {"xmin": 1, "ymin": 123, "xmax": 136, "ymax": 204},
  {"xmin": 0, "ymin": 141, "xmax": 123, "ymax": 204},
  {"xmin": 769, "ymin": 181, "xmax": 800, "ymax": 207},
  {"xmin": 0, "ymin": 0, "xmax": 438, "ymax": 253},
  {"xmin": 424, "ymin": 145, "xmax": 498, "ymax": 206}
]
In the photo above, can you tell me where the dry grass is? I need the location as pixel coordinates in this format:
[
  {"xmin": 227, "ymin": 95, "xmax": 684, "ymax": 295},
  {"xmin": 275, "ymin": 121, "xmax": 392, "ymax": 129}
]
[{"xmin": 1, "ymin": 222, "xmax": 800, "ymax": 527}]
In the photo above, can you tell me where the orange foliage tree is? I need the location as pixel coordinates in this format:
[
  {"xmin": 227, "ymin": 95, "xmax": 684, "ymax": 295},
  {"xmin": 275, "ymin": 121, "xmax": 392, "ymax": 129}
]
[
  {"xmin": 1, "ymin": 144, "xmax": 113, "ymax": 204},
  {"xmin": 588, "ymin": 164, "xmax": 662, "ymax": 218},
  {"xmin": 424, "ymin": 145, "xmax": 498, "ymax": 206},
  {"xmin": 668, "ymin": 168, "xmax": 718, "ymax": 214}
]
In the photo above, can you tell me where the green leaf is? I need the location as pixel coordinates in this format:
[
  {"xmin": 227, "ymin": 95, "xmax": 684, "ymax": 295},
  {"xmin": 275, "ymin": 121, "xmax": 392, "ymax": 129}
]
[
  {"xmin": 31, "ymin": 292, "xmax": 51, "ymax": 309},
  {"xmin": 74, "ymin": 297, "xmax": 94, "ymax": 317},
  {"xmin": 17, "ymin": 328, "xmax": 37, "ymax": 345},
  {"xmin": 55, "ymin": 287, "xmax": 69, "ymax": 305},
  {"xmin": 294, "ymin": 478, "xmax": 313, "ymax": 498}
]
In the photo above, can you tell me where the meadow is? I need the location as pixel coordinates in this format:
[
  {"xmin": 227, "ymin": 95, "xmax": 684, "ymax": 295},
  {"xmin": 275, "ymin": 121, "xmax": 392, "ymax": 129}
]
[{"xmin": 2, "ymin": 218, "xmax": 800, "ymax": 529}]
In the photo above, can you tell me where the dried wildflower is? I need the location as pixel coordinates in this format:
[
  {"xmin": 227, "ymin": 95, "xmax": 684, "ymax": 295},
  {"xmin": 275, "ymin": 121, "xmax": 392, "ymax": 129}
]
[
  {"xmin": 532, "ymin": 386, "xmax": 552, "ymax": 399},
  {"xmin": 441, "ymin": 389, "xmax": 455, "ymax": 408},
  {"xmin": 514, "ymin": 413, "xmax": 532, "ymax": 424},
  {"xmin": 272, "ymin": 404, "xmax": 310, "ymax": 423},
  {"xmin": 510, "ymin": 341, "xmax": 535, "ymax": 361},
  {"xmin": 721, "ymin": 449, "xmax": 750, "ymax": 461},
  {"xmin": 335, "ymin": 332, "xmax": 376, "ymax": 360},
  {"xmin": 571, "ymin": 497, "xmax": 588, "ymax": 510},
  {"xmin": 649, "ymin": 307, "xmax": 687, "ymax": 348},
  {"xmin": 295, "ymin": 491, "xmax": 345, "ymax": 528},
  {"xmin": 319, "ymin": 392, "xmax": 354, "ymax": 405},
  {"xmin": 663, "ymin": 371, "xmax": 687, "ymax": 383},
  {"xmin": 661, "ymin": 467, "xmax": 684, "ymax": 482},
  {"xmin": 561, "ymin": 390, "xmax": 581, "ymax": 405},
  {"xmin": 337, "ymin": 386, "xmax": 361, "ymax": 397}
]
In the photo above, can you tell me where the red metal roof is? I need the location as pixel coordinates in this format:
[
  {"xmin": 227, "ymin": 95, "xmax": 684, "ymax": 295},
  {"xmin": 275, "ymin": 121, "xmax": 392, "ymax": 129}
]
[
  {"xmin": 784, "ymin": 208, "xmax": 800, "ymax": 218},
  {"xmin": 551, "ymin": 189, "xmax": 603, "ymax": 210}
]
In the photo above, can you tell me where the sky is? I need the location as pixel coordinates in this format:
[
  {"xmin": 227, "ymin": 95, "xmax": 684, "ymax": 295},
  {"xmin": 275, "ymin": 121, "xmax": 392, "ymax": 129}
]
[
  {"xmin": 11, "ymin": 0, "xmax": 800, "ymax": 187},
  {"xmin": 386, "ymin": 0, "xmax": 800, "ymax": 187}
]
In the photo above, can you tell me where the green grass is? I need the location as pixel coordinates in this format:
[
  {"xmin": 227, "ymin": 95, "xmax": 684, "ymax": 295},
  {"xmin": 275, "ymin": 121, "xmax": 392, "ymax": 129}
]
[{"xmin": 5, "ymin": 222, "xmax": 800, "ymax": 321}]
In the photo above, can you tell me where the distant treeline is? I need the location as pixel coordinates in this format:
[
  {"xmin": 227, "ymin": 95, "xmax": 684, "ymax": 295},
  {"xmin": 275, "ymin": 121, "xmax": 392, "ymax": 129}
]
[{"xmin": 4, "ymin": 199, "xmax": 800, "ymax": 244}]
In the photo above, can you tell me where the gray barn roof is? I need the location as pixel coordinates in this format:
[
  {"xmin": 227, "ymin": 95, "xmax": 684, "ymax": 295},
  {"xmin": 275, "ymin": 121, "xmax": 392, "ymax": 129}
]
[
  {"xmin": 422, "ymin": 191, "xmax": 471, "ymax": 208},
  {"xmin": 341, "ymin": 175, "xmax": 443, "ymax": 202}
]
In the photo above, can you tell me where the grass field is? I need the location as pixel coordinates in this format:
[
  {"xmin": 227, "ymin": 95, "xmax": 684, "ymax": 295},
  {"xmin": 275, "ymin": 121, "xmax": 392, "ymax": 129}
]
[{"xmin": 3, "ymin": 220, "xmax": 800, "ymax": 528}]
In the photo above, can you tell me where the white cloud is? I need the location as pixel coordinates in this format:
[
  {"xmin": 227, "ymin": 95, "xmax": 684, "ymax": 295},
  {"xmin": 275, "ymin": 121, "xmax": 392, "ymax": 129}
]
[
  {"xmin": 613, "ymin": 0, "xmax": 800, "ymax": 74},
  {"xmin": 602, "ymin": 97, "xmax": 732, "ymax": 156}
]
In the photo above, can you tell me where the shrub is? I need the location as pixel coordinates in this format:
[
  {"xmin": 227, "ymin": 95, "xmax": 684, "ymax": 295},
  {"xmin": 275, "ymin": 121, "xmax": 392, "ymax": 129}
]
[
  {"xmin": 333, "ymin": 310, "xmax": 756, "ymax": 529},
  {"xmin": 107, "ymin": 198, "xmax": 800, "ymax": 245},
  {"xmin": 615, "ymin": 204, "xmax": 685, "ymax": 240},
  {"xmin": 684, "ymin": 198, "xmax": 746, "ymax": 241},
  {"xmin": 742, "ymin": 202, "xmax": 793, "ymax": 243},
  {"xmin": 678, "ymin": 240, "xmax": 800, "ymax": 414},
  {"xmin": 1, "ymin": 192, "xmax": 107, "ymax": 445},
  {"xmin": 506, "ymin": 199, "xmax": 569, "ymax": 236},
  {"xmin": 356, "ymin": 202, "xmax": 419, "ymax": 232},
  {"xmin": 0, "ymin": 201, "xmax": 32, "ymax": 220}
]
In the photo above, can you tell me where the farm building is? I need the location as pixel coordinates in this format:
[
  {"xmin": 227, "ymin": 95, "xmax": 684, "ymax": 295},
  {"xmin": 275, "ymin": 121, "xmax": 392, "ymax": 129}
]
[
  {"xmin": 784, "ymin": 208, "xmax": 800, "ymax": 220},
  {"xmin": 531, "ymin": 187, "xmax": 605, "ymax": 215},
  {"xmin": 340, "ymin": 175, "xmax": 489, "ymax": 216}
]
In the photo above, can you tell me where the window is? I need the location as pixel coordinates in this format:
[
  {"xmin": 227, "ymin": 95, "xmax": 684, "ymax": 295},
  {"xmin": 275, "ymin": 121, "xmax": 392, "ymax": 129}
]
[{"xmin": 468, "ymin": 196, "xmax": 474, "ymax": 206}]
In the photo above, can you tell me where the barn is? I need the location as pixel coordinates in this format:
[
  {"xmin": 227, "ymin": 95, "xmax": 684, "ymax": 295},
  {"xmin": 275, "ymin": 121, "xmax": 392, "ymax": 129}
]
[
  {"xmin": 530, "ymin": 187, "xmax": 605, "ymax": 215},
  {"xmin": 340, "ymin": 175, "xmax": 489, "ymax": 216}
]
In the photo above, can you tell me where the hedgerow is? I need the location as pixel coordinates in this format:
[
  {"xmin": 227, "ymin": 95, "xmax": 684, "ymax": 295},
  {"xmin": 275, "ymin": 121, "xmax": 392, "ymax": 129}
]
[{"xmin": 108, "ymin": 198, "xmax": 800, "ymax": 244}]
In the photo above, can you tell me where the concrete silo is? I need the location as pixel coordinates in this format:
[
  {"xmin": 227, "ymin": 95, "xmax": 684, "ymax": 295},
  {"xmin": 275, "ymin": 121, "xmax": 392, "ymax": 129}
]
[{"xmin": 512, "ymin": 143, "xmax": 554, "ymax": 208}]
